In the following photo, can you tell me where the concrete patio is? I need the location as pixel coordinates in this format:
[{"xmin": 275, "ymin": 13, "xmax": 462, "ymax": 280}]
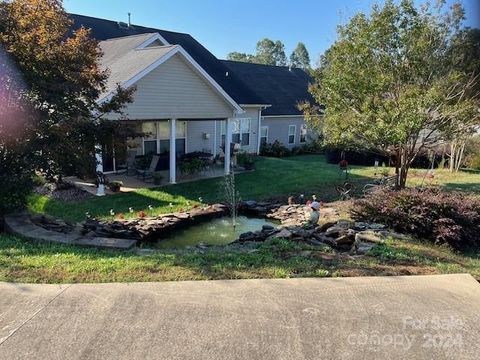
[
  {"xmin": 1, "ymin": 274, "xmax": 479, "ymax": 359},
  {"xmin": 68, "ymin": 164, "xmax": 234, "ymax": 195}
]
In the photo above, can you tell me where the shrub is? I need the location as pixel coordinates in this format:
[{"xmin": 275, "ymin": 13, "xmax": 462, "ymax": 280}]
[
  {"xmin": 0, "ymin": 148, "xmax": 33, "ymax": 217},
  {"xmin": 236, "ymin": 151, "xmax": 255, "ymax": 169},
  {"xmin": 352, "ymin": 188, "xmax": 480, "ymax": 250},
  {"xmin": 260, "ymin": 140, "xmax": 290, "ymax": 157},
  {"xmin": 179, "ymin": 158, "xmax": 206, "ymax": 175}
]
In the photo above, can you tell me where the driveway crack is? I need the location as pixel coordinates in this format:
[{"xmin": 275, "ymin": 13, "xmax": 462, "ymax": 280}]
[{"xmin": 0, "ymin": 284, "xmax": 73, "ymax": 347}]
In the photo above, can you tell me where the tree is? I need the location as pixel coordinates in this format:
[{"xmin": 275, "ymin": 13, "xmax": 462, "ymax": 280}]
[
  {"xmin": 255, "ymin": 38, "xmax": 287, "ymax": 66},
  {"xmin": 0, "ymin": 0, "xmax": 133, "ymax": 213},
  {"xmin": 290, "ymin": 42, "xmax": 310, "ymax": 69},
  {"xmin": 303, "ymin": 0, "xmax": 480, "ymax": 188},
  {"xmin": 443, "ymin": 28, "xmax": 480, "ymax": 172},
  {"xmin": 226, "ymin": 51, "xmax": 256, "ymax": 63}
]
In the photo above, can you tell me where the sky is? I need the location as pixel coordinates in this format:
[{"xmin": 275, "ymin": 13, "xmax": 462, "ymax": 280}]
[{"xmin": 64, "ymin": 0, "xmax": 480, "ymax": 65}]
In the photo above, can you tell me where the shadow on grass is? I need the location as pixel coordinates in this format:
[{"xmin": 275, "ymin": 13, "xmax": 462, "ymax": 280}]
[{"xmin": 28, "ymin": 155, "xmax": 378, "ymax": 223}]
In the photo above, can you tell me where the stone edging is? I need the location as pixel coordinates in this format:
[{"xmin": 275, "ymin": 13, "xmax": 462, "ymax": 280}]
[{"xmin": 4, "ymin": 213, "xmax": 137, "ymax": 250}]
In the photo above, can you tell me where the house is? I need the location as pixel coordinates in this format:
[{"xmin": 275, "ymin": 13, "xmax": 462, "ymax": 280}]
[{"xmin": 69, "ymin": 14, "xmax": 315, "ymax": 184}]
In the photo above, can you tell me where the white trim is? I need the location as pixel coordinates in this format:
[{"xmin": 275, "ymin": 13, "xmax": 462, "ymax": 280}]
[
  {"xmin": 213, "ymin": 120, "xmax": 217, "ymax": 157},
  {"xmin": 98, "ymin": 45, "xmax": 244, "ymax": 114},
  {"xmin": 228, "ymin": 118, "xmax": 251, "ymax": 147},
  {"xmin": 299, "ymin": 124, "xmax": 307, "ymax": 143},
  {"xmin": 257, "ymin": 109, "xmax": 262, "ymax": 154},
  {"xmin": 260, "ymin": 126, "xmax": 269, "ymax": 146},
  {"xmin": 135, "ymin": 33, "xmax": 170, "ymax": 49},
  {"xmin": 262, "ymin": 114, "xmax": 305, "ymax": 118},
  {"xmin": 240, "ymin": 104, "xmax": 271, "ymax": 108},
  {"xmin": 177, "ymin": 47, "xmax": 244, "ymax": 114},
  {"xmin": 288, "ymin": 124, "xmax": 296, "ymax": 145}
]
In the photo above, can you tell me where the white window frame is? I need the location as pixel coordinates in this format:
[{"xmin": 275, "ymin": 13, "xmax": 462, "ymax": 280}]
[
  {"xmin": 260, "ymin": 126, "xmax": 269, "ymax": 145},
  {"xmin": 300, "ymin": 124, "xmax": 307, "ymax": 143},
  {"xmin": 143, "ymin": 120, "xmax": 187, "ymax": 155},
  {"xmin": 288, "ymin": 125, "xmax": 296, "ymax": 145},
  {"xmin": 221, "ymin": 118, "xmax": 251, "ymax": 147}
]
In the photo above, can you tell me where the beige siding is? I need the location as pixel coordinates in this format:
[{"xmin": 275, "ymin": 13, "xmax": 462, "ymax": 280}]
[
  {"xmin": 112, "ymin": 53, "xmax": 234, "ymax": 120},
  {"xmin": 261, "ymin": 116, "xmax": 307, "ymax": 147}
]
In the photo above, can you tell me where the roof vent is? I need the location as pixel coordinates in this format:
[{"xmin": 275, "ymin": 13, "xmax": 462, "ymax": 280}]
[{"xmin": 117, "ymin": 21, "xmax": 129, "ymax": 29}]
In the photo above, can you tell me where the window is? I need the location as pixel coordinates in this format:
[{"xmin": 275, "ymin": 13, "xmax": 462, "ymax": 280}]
[
  {"xmin": 288, "ymin": 125, "xmax": 296, "ymax": 144},
  {"xmin": 221, "ymin": 119, "xmax": 251, "ymax": 147},
  {"xmin": 300, "ymin": 124, "xmax": 307, "ymax": 143},
  {"xmin": 260, "ymin": 126, "xmax": 268, "ymax": 146},
  {"xmin": 143, "ymin": 120, "xmax": 186, "ymax": 155},
  {"xmin": 142, "ymin": 122, "xmax": 157, "ymax": 154}
]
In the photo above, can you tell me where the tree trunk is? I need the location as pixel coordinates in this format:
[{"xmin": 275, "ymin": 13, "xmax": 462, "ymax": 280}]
[{"xmin": 398, "ymin": 146, "xmax": 410, "ymax": 189}]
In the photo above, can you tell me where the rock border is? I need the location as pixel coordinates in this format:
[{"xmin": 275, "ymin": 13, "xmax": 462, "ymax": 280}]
[{"xmin": 4, "ymin": 213, "xmax": 137, "ymax": 250}]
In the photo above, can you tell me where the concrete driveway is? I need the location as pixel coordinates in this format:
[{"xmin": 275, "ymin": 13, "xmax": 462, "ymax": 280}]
[{"xmin": 1, "ymin": 274, "xmax": 479, "ymax": 360}]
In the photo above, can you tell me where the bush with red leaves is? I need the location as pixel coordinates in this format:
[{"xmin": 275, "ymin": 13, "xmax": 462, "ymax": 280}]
[{"xmin": 352, "ymin": 188, "xmax": 480, "ymax": 250}]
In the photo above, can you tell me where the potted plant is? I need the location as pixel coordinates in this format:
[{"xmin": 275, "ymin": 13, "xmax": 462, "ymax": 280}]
[
  {"xmin": 108, "ymin": 180, "xmax": 123, "ymax": 192},
  {"xmin": 153, "ymin": 171, "xmax": 163, "ymax": 185}
]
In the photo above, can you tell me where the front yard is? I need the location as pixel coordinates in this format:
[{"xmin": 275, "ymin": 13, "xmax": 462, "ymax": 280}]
[
  {"xmin": 27, "ymin": 154, "xmax": 480, "ymax": 222},
  {"xmin": 1, "ymin": 154, "xmax": 478, "ymax": 283}
]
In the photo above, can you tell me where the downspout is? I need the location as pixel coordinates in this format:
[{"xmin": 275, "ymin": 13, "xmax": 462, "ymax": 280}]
[{"xmin": 257, "ymin": 105, "xmax": 271, "ymax": 154}]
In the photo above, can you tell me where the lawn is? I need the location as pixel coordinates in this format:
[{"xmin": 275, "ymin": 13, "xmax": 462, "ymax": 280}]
[
  {"xmin": 26, "ymin": 154, "xmax": 480, "ymax": 223},
  {"xmin": 0, "ymin": 234, "xmax": 478, "ymax": 283},
  {"xmin": 3, "ymin": 154, "xmax": 478, "ymax": 284}
]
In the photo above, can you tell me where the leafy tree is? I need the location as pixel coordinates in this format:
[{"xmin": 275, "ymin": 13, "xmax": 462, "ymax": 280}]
[
  {"xmin": 443, "ymin": 28, "xmax": 480, "ymax": 172},
  {"xmin": 0, "ymin": 0, "xmax": 133, "ymax": 213},
  {"xmin": 256, "ymin": 38, "xmax": 287, "ymax": 66},
  {"xmin": 226, "ymin": 51, "xmax": 255, "ymax": 63},
  {"xmin": 303, "ymin": 0, "xmax": 480, "ymax": 188},
  {"xmin": 290, "ymin": 42, "xmax": 310, "ymax": 69}
]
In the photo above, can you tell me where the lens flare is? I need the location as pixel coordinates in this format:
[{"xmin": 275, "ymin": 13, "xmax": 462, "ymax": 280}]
[{"xmin": 0, "ymin": 45, "xmax": 32, "ymax": 141}]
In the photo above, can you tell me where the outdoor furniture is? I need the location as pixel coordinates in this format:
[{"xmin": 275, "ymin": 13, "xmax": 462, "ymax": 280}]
[
  {"xmin": 363, "ymin": 175, "xmax": 398, "ymax": 195},
  {"xmin": 335, "ymin": 181, "xmax": 355, "ymax": 200},
  {"xmin": 137, "ymin": 155, "xmax": 160, "ymax": 182}
]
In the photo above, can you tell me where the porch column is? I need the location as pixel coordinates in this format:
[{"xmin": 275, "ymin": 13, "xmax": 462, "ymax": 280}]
[
  {"xmin": 224, "ymin": 118, "xmax": 232, "ymax": 174},
  {"xmin": 95, "ymin": 144, "xmax": 106, "ymax": 196},
  {"xmin": 169, "ymin": 118, "xmax": 176, "ymax": 183}
]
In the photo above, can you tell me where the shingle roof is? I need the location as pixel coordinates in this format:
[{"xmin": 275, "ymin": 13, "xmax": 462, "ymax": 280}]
[
  {"xmin": 222, "ymin": 61, "xmax": 315, "ymax": 116},
  {"xmin": 98, "ymin": 34, "xmax": 177, "ymax": 99},
  {"xmin": 69, "ymin": 14, "xmax": 264, "ymax": 105},
  {"xmin": 69, "ymin": 14, "xmax": 316, "ymax": 116}
]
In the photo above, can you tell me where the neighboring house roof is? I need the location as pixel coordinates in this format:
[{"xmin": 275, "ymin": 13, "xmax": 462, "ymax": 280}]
[
  {"xmin": 69, "ymin": 14, "xmax": 265, "ymax": 105},
  {"xmin": 222, "ymin": 61, "xmax": 315, "ymax": 116},
  {"xmin": 98, "ymin": 33, "xmax": 243, "ymax": 113}
]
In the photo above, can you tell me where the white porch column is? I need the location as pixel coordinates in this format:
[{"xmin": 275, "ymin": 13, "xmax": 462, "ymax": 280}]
[
  {"xmin": 95, "ymin": 144, "xmax": 105, "ymax": 196},
  {"xmin": 169, "ymin": 118, "xmax": 176, "ymax": 183},
  {"xmin": 224, "ymin": 118, "xmax": 232, "ymax": 174}
]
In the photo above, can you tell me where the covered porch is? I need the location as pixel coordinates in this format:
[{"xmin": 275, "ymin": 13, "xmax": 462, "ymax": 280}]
[{"xmin": 96, "ymin": 118, "xmax": 238, "ymax": 189}]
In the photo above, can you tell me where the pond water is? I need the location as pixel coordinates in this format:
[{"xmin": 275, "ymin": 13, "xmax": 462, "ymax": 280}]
[{"xmin": 154, "ymin": 216, "xmax": 278, "ymax": 249}]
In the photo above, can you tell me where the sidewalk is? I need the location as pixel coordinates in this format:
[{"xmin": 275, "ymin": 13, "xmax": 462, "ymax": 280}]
[{"xmin": 1, "ymin": 274, "xmax": 479, "ymax": 359}]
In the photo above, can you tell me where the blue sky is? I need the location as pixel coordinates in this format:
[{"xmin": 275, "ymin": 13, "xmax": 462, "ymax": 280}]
[{"xmin": 65, "ymin": 0, "xmax": 480, "ymax": 65}]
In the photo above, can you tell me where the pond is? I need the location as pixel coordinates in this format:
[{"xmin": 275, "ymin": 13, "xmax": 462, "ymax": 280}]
[{"xmin": 154, "ymin": 216, "xmax": 278, "ymax": 249}]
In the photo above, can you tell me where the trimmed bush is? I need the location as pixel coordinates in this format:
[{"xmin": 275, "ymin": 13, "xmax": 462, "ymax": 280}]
[
  {"xmin": 260, "ymin": 141, "xmax": 290, "ymax": 157},
  {"xmin": 352, "ymin": 188, "xmax": 480, "ymax": 250}
]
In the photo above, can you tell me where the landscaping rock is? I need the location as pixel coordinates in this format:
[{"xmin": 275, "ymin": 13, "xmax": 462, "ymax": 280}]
[{"xmin": 274, "ymin": 228, "xmax": 292, "ymax": 239}]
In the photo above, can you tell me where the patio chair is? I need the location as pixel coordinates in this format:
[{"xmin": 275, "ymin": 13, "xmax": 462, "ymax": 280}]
[{"xmin": 137, "ymin": 155, "xmax": 160, "ymax": 182}]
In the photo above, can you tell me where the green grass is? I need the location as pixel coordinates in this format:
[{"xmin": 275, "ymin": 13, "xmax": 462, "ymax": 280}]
[
  {"xmin": 27, "ymin": 154, "xmax": 480, "ymax": 223},
  {"xmin": 0, "ymin": 234, "xmax": 478, "ymax": 283}
]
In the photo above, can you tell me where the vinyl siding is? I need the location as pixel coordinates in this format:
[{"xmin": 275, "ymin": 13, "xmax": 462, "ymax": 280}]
[
  {"xmin": 186, "ymin": 120, "xmax": 216, "ymax": 153},
  {"xmin": 261, "ymin": 116, "xmax": 307, "ymax": 147},
  {"xmin": 213, "ymin": 107, "xmax": 261, "ymax": 155},
  {"xmin": 111, "ymin": 53, "xmax": 234, "ymax": 120}
]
